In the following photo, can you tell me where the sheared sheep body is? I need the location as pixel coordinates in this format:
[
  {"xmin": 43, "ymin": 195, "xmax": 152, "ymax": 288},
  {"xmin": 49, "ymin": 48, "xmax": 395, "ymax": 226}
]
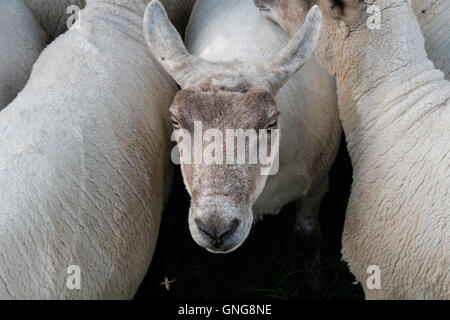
[{"xmin": 0, "ymin": 0, "xmax": 194, "ymax": 299}]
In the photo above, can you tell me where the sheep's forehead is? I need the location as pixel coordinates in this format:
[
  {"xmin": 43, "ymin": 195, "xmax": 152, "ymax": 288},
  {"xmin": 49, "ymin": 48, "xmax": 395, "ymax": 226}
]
[{"xmin": 170, "ymin": 88, "xmax": 277, "ymax": 130}]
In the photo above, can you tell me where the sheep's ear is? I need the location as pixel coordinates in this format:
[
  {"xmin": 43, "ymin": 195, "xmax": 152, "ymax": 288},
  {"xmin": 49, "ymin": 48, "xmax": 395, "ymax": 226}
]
[
  {"xmin": 261, "ymin": 5, "xmax": 323, "ymax": 94},
  {"xmin": 320, "ymin": 0, "xmax": 362, "ymax": 24},
  {"xmin": 143, "ymin": 0, "xmax": 199, "ymax": 88}
]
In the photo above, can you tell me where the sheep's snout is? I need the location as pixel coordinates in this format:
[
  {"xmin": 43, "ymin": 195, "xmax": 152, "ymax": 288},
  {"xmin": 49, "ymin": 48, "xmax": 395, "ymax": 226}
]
[
  {"xmin": 196, "ymin": 218, "xmax": 240, "ymax": 249},
  {"xmin": 188, "ymin": 203, "xmax": 253, "ymax": 253}
]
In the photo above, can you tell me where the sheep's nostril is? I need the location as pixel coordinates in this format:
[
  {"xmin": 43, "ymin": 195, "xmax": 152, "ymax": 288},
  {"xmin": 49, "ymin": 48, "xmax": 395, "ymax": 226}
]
[
  {"xmin": 195, "ymin": 218, "xmax": 241, "ymax": 249},
  {"xmin": 195, "ymin": 219, "xmax": 216, "ymax": 240},
  {"xmin": 219, "ymin": 219, "xmax": 240, "ymax": 240}
]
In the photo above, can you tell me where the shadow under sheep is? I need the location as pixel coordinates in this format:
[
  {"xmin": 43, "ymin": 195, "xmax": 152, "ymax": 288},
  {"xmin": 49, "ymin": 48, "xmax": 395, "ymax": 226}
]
[{"xmin": 135, "ymin": 135, "xmax": 364, "ymax": 300}]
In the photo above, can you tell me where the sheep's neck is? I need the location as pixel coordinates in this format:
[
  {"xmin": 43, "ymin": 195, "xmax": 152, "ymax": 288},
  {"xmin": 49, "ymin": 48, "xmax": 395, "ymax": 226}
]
[{"xmin": 329, "ymin": 1, "xmax": 449, "ymax": 163}]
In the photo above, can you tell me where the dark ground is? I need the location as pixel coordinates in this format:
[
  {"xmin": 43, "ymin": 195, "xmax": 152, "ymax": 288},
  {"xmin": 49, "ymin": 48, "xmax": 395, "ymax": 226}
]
[{"xmin": 134, "ymin": 136, "xmax": 364, "ymax": 300}]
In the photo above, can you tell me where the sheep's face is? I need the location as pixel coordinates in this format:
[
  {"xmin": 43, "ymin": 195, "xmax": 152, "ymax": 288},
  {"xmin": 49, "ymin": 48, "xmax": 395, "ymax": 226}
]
[
  {"xmin": 144, "ymin": 0, "xmax": 322, "ymax": 253},
  {"xmin": 254, "ymin": 0, "xmax": 316, "ymax": 35},
  {"xmin": 170, "ymin": 87, "xmax": 280, "ymax": 253}
]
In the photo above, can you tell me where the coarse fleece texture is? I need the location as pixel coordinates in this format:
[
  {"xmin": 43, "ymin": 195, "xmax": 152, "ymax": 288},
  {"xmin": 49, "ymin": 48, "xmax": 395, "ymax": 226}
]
[
  {"xmin": 315, "ymin": 0, "xmax": 449, "ymax": 299},
  {"xmin": 0, "ymin": 0, "xmax": 194, "ymax": 299}
]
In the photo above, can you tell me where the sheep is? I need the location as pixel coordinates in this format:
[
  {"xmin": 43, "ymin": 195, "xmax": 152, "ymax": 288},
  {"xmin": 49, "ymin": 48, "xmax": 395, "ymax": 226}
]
[
  {"xmin": 409, "ymin": 0, "xmax": 450, "ymax": 79},
  {"xmin": 0, "ymin": 0, "xmax": 195, "ymax": 299},
  {"xmin": 144, "ymin": 0, "xmax": 341, "ymax": 293},
  {"xmin": 0, "ymin": 0, "xmax": 46, "ymax": 109},
  {"xmin": 255, "ymin": 0, "xmax": 449, "ymax": 299}
]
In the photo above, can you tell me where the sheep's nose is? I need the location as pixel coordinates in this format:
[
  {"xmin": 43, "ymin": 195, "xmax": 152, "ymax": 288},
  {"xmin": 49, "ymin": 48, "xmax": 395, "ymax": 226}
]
[{"xmin": 195, "ymin": 218, "xmax": 241, "ymax": 249}]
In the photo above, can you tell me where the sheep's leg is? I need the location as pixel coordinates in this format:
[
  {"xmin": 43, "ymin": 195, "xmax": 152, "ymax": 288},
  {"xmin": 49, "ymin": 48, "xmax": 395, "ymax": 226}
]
[{"xmin": 294, "ymin": 176, "xmax": 328, "ymax": 297}]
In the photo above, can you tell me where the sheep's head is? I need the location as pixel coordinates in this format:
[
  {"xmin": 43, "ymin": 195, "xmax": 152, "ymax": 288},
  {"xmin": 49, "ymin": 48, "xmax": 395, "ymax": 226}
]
[
  {"xmin": 143, "ymin": 0, "xmax": 322, "ymax": 253},
  {"xmin": 168, "ymin": 88, "xmax": 279, "ymax": 252}
]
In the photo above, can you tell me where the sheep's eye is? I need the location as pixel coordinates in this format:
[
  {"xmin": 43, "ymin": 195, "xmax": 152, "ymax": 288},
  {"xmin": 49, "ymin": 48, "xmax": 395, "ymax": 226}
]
[
  {"xmin": 171, "ymin": 117, "xmax": 180, "ymax": 129},
  {"xmin": 267, "ymin": 118, "xmax": 278, "ymax": 130}
]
